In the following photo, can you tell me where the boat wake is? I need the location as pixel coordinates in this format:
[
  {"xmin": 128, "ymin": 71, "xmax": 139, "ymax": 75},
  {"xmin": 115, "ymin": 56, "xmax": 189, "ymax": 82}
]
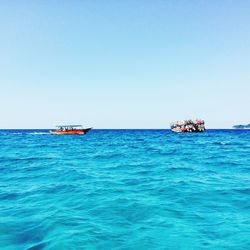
[{"xmin": 29, "ymin": 132, "xmax": 50, "ymax": 135}]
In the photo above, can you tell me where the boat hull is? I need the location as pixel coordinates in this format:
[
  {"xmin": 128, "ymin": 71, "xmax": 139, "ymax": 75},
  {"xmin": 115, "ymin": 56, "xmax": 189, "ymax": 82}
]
[{"xmin": 50, "ymin": 128, "xmax": 92, "ymax": 135}]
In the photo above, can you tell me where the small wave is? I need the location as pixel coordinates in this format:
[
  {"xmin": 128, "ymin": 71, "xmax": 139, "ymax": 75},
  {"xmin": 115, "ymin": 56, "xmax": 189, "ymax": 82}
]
[
  {"xmin": 0, "ymin": 156, "xmax": 53, "ymax": 163},
  {"xmin": 213, "ymin": 141, "xmax": 245, "ymax": 146},
  {"xmin": 94, "ymin": 153, "xmax": 122, "ymax": 160},
  {"xmin": 213, "ymin": 141, "xmax": 230, "ymax": 145},
  {"xmin": 167, "ymin": 167, "xmax": 194, "ymax": 172},
  {"xmin": 233, "ymin": 188, "xmax": 250, "ymax": 195}
]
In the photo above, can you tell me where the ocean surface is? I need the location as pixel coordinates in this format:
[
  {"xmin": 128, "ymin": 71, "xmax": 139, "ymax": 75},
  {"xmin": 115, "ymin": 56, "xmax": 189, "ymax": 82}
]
[{"xmin": 0, "ymin": 129, "xmax": 249, "ymax": 250}]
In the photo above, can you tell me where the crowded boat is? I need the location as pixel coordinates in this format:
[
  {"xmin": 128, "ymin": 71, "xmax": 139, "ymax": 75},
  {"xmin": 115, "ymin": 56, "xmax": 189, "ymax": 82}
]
[{"xmin": 171, "ymin": 119, "xmax": 205, "ymax": 133}]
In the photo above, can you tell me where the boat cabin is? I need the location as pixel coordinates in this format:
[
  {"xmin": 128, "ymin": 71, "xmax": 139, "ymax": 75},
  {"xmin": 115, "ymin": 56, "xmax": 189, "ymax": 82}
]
[{"xmin": 50, "ymin": 125, "xmax": 92, "ymax": 135}]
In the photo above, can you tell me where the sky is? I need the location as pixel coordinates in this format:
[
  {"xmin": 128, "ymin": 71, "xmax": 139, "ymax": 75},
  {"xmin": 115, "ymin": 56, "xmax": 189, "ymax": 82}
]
[{"xmin": 0, "ymin": 0, "xmax": 249, "ymax": 129}]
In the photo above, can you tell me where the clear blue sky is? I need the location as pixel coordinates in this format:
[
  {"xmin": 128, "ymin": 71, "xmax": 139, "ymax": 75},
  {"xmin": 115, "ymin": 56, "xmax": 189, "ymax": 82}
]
[{"xmin": 0, "ymin": 0, "xmax": 249, "ymax": 128}]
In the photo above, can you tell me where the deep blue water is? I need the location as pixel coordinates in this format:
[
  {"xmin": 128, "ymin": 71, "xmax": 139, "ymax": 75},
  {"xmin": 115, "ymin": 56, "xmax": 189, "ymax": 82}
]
[{"xmin": 0, "ymin": 129, "xmax": 249, "ymax": 249}]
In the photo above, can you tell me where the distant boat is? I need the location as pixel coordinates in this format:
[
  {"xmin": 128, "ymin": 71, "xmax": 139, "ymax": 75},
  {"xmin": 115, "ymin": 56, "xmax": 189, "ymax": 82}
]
[
  {"xmin": 233, "ymin": 123, "xmax": 250, "ymax": 129},
  {"xmin": 50, "ymin": 125, "xmax": 92, "ymax": 135}
]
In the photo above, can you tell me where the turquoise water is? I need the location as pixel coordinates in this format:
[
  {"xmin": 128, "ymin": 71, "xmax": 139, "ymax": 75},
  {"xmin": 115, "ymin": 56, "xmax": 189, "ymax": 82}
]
[{"xmin": 0, "ymin": 129, "xmax": 249, "ymax": 249}]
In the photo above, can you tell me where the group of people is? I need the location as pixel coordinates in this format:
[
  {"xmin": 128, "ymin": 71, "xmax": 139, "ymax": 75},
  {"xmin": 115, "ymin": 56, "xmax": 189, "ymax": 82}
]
[
  {"xmin": 171, "ymin": 119, "xmax": 205, "ymax": 133},
  {"xmin": 59, "ymin": 127, "xmax": 75, "ymax": 131}
]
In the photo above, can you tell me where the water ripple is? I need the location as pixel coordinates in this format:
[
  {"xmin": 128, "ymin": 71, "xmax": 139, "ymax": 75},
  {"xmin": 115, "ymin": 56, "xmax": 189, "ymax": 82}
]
[{"xmin": 0, "ymin": 129, "xmax": 249, "ymax": 249}]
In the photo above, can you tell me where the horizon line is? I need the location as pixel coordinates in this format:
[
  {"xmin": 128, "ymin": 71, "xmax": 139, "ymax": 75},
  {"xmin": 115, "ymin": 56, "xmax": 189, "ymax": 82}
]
[{"xmin": 0, "ymin": 128, "xmax": 241, "ymax": 130}]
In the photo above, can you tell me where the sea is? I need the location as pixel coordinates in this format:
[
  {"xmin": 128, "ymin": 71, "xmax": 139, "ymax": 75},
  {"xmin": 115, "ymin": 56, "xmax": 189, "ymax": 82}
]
[{"xmin": 0, "ymin": 129, "xmax": 249, "ymax": 250}]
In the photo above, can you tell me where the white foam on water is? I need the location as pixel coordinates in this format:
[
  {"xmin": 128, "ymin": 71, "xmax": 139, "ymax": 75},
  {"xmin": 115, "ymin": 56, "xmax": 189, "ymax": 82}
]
[{"xmin": 29, "ymin": 132, "xmax": 50, "ymax": 135}]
